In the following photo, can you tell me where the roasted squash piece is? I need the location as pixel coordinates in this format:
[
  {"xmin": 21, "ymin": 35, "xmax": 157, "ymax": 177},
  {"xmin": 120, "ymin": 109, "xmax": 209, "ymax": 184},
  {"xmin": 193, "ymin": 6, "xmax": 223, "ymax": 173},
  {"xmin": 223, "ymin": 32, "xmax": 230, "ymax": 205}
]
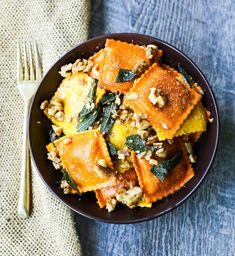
[
  {"xmin": 132, "ymin": 139, "xmax": 194, "ymax": 203},
  {"xmin": 44, "ymin": 72, "xmax": 93, "ymax": 135},
  {"xmin": 99, "ymin": 39, "xmax": 151, "ymax": 93},
  {"xmin": 53, "ymin": 130, "xmax": 116, "ymax": 193},
  {"xmin": 124, "ymin": 63, "xmax": 201, "ymax": 140}
]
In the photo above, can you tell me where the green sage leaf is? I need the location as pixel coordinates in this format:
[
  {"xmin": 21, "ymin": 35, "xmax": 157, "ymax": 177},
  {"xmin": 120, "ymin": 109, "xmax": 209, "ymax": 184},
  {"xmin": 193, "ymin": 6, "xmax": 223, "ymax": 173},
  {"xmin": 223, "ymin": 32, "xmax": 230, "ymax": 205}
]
[
  {"xmin": 62, "ymin": 168, "xmax": 80, "ymax": 194},
  {"xmin": 77, "ymin": 109, "xmax": 98, "ymax": 132},
  {"xmin": 101, "ymin": 92, "xmax": 116, "ymax": 105},
  {"xmin": 125, "ymin": 135, "xmax": 147, "ymax": 153},
  {"xmin": 178, "ymin": 63, "xmax": 193, "ymax": 87},
  {"xmin": 79, "ymin": 79, "xmax": 97, "ymax": 118},
  {"xmin": 107, "ymin": 142, "xmax": 117, "ymax": 158},
  {"xmin": 150, "ymin": 152, "xmax": 182, "ymax": 181},
  {"xmin": 115, "ymin": 69, "xmax": 136, "ymax": 83},
  {"xmin": 100, "ymin": 102, "xmax": 117, "ymax": 134}
]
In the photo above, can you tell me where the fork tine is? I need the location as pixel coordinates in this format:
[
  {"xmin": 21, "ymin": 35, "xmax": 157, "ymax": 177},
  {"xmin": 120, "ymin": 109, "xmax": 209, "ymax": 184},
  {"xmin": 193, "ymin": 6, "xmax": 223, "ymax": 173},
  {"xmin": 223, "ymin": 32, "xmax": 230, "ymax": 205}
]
[
  {"xmin": 17, "ymin": 41, "xmax": 23, "ymax": 82},
  {"xmin": 23, "ymin": 41, "xmax": 29, "ymax": 80},
  {"xmin": 29, "ymin": 42, "xmax": 35, "ymax": 80},
  {"xmin": 34, "ymin": 41, "xmax": 42, "ymax": 80}
]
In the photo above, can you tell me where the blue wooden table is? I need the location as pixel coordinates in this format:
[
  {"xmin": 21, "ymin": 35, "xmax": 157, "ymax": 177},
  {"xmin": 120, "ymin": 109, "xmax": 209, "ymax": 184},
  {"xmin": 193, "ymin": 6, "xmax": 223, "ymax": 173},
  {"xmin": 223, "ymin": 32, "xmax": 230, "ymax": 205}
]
[{"xmin": 76, "ymin": 1, "xmax": 235, "ymax": 255}]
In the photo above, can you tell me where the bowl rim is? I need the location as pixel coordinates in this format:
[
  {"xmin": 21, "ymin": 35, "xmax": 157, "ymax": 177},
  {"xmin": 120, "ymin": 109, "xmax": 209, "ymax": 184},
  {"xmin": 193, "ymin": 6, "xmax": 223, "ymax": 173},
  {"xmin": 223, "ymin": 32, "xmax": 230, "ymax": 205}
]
[{"xmin": 29, "ymin": 33, "xmax": 220, "ymax": 224}]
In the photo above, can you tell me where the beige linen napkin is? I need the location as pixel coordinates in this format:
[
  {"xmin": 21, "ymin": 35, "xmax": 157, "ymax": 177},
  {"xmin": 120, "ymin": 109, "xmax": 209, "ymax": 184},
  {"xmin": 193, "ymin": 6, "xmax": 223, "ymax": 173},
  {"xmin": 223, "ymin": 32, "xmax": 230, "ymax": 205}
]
[{"xmin": 0, "ymin": 0, "xmax": 90, "ymax": 255}]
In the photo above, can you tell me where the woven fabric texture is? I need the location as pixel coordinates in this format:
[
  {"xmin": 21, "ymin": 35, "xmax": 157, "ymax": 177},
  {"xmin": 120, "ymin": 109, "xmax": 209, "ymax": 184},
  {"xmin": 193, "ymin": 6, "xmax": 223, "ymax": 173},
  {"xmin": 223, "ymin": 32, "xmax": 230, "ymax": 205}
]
[{"xmin": 0, "ymin": 0, "xmax": 90, "ymax": 255}]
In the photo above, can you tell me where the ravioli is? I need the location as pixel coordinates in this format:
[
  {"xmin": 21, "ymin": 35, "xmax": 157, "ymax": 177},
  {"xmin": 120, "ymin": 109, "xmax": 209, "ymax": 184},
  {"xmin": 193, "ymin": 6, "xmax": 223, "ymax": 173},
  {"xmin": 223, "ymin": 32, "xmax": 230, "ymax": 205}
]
[
  {"xmin": 99, "ymin": 39, "xmax": 151, "ymax": 93},
  {"xmin": 89, "ymin": 49, "xmax": 105, "ymax": 80},
  {"xmin": 54, "ymin": 130, "xmax": 116, "ymax": 193},
  {"xmin": 124, "ymin": 63, "xmax": 202, "ymax": 140},
  {"xmin": 132, "ymin": 139, "xmax": 194, "ymax": 203},
  {"xmin": 96, "ymin": 168, "xmax": 151, "ymax": 208},
  {"xmin": 44, "ymin": 72, "xmax": 93, "ymax": 135}
]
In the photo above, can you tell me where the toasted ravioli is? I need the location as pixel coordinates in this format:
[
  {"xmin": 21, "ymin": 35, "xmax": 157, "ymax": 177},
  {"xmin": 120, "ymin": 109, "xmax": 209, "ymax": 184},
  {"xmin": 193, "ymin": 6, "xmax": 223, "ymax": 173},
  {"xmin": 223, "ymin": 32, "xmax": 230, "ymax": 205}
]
[
  {"xmin": 44, "ymin": 72, "xmax": 93, "ymax": 135},
  {"xmin": 132, "ymin": 139, "xmax": 194, "ymax": 203},
  {"xmin": 99, "ymin": 39, "xmax": 151, "ymax": 93},
  {"xmin": 124, "ymin": 63, "xmax": 201, "ymax": 140},
  {"xmin": 89, "ymin": 49, "xmax": 105, "ymax": 80},
  {"xmin": 54, "ymin": 130, "xmax": 116, "ymax": 193},
  {"xmin": 96, "ymin": 168, "xmax": 137, "ymax": 208}
]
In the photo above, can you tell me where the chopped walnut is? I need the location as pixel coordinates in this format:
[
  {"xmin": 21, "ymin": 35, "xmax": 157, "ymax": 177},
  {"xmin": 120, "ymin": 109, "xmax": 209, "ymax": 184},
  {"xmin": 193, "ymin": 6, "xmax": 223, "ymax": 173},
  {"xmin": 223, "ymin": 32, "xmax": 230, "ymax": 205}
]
[
  {"xmin": 144, "ymin": 150, "xmax": 152, "ymax": 161},
  {"xmin": 98, "ymin": 159, "xmax": 108, "ymax": 168},
  {"xmin": 40, "ymin": 100, "xmax": 48, "ymax": 110},
  {"xmin": 59, "ymin": 63, "xmax": 73, "ymax": 77},
  {"xmin": 149, "ymin": 159, "xmax": 158, "ymax": 165},
  {"xmin": 106, "ymin": 198, "xmax": 117, "ymax": 212},
  {"xmin": 155, "ymin": 148, "xmax": 167, "ymax": 158},
  {"xmin": 54, "ymin": 111, "xmax": 64, "ymax": 121},
  {"xmin": 145, "ymin": 44, "xmax": 158, "ymax": 60},
  {"xmin": 189, "ymin": 154, "xmax": 197, "ymax": 163},
  {"xmin": 116, "ymin": 187, "xmax": 143, "ymax": 208},
  {"xmin": 72, "ymin": 58, "xmax": 94, "ymax": 73},
  {"xmin": 137, "ymin": 151, "xmax": 146, "ymax": 159},
  {"xmin": 126, "ymin": 92, "xmax": 139, "ymax": 100},
  {"xmin": 52, "ymin": 125, "xmax": 63, "ymax": 136},
  {"xmin": 133, "ymin": 59, "xmax": 148, "ymax": 74},
  {"xmin": 148, "ymin": 87, "xmax": 167, "ymax": 108}
]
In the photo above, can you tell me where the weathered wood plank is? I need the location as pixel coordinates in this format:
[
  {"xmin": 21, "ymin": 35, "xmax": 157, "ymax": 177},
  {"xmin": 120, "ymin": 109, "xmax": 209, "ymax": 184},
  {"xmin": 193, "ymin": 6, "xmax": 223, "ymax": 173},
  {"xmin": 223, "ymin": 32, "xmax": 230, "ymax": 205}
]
[{"xmin": 77, "ymin": 0, "xmax": 235, "ymax": 255}]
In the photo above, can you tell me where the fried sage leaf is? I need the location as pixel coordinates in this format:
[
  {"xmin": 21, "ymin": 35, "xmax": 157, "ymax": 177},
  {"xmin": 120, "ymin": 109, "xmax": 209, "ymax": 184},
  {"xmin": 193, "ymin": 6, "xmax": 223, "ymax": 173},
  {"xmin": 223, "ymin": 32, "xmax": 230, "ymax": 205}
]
[
  {"xmin": 101, "ymin": 92, "xmax": 116, "ymax": 105},
  {"xmin": 107, "ymin": 142, "xmax": 117, "ymax": 159},
  {"xmin": 115, "ymin": 69, "xmax": 136, "ymax": 83},
  {"xmin": 100, "ymin": 102, "xmax": 117, "ymax": 134},
  {"xmin": 77, "ymin": 109, "xmax": 98, "ymax": 132},
  {"xmin": 178, "ymin": 63, "xmax": 193, "ymax": 87},
  {"xmin": 79, "ymin": 79, "xmax": 97, "ymax": 118},
  {"xmin": 62, "ymin": 168, "xmax": 80, "ymax": 194},
  {"xmin": 125, "ymin": 135, "xmax": 147, "ymax": 153},
  {"xmin": 150, "ymin": 152, "xmax": 182, "ymax": 181}
]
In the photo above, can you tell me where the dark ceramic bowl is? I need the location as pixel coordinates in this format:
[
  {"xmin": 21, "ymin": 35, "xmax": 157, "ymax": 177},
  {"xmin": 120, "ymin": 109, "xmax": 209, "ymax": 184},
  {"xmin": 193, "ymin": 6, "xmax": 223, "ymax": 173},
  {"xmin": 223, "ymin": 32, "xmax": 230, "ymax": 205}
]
[{"xmin": 29, "ymin": 33, "xmax": 219, "ymax": 224}]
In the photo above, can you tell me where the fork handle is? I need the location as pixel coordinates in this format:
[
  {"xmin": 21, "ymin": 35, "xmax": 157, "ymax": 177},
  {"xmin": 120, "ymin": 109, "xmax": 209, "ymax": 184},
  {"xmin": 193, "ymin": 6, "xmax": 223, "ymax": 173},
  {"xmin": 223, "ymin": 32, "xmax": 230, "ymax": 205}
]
[{"xmin": 18, "ymin": 101, "xmax": 30, "ymax": 218}]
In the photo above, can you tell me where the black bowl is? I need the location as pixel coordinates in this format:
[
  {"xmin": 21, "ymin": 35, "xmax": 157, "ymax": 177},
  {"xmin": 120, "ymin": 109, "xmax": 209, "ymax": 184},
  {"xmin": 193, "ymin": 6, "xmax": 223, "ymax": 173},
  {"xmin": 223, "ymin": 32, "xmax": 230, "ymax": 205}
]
[{"xmin": 29, "ymin": 33, "xmax": 219, "ymax": 223}]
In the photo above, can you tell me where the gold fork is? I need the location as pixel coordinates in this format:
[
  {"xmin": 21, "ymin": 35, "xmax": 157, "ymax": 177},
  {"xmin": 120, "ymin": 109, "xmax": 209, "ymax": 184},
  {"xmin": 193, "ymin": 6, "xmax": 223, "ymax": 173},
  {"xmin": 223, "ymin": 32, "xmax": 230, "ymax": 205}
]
[{"xmin": 17, "ymin": 41, "xmax": 42, "ymax": 218}]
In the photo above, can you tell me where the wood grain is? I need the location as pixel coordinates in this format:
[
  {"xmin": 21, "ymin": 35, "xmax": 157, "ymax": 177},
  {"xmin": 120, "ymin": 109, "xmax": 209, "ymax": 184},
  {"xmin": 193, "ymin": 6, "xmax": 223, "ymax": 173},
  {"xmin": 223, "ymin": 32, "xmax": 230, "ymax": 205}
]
[{"xmin": 76, "ymin": 0, "xmax": 235, "ymax": 255}]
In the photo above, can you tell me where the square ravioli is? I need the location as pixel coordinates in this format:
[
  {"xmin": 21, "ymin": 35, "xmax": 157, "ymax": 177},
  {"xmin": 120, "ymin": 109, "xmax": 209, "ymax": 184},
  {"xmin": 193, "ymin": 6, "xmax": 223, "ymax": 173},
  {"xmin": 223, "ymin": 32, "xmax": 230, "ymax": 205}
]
[
  {"xmin": 99, "ymin": 39, "xmax": 151, "ymax": 93},
  {"xmin": 132, "ymin": 139, "xmax": 194, "ymax": 203},
  {"xmin": 44, "ymin": 72, "xmax": 93, "ymax": 135},
  {"xmin": 54, "ymin": 130, "xmax": 116, "ymax": 193},
  {"xmin": 124, "ymin": 63, "xmax": 202, "ymax": 140}
]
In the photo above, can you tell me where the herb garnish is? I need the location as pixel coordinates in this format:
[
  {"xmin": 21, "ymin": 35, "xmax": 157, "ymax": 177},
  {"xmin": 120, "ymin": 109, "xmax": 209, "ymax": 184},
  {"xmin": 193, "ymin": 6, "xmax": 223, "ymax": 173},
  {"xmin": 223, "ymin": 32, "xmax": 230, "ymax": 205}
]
[
  {"xmin": 125, "ymin": 135, "xmax": 148, "ymax": 153},
  {"xmin": 101, "ymin": 92, "xmax": 116, "ymax": 105},
  {"xmin": 77, "ymin": 109, "xmax": 98, "ymax": 132},
  {"xmin": 115, "ymin": 69, "xmax": 136, "ymax": 83},
  {"xmin": 77, "ymin": 79, "xmax": 98, "ymax": 132},
  {"xmin": 178, "ymin": 63, "xmax": 193, "ymax": 87},
  {"xmin": 100, "ymin": 92, "xmax": 118, "ymax": 134},
  {"xmin": 100, "ymin": 102, "xmax": 117, "ymax": 133},
  {"xmin": 107, "ymin": 142, "xmax": 117, "ymax": 159},
  {"xmin": 62, "ymin": 168, "xmax": 80, "ymax": 194},
  {"xmin": 150, "ymin": 152, "xmax": 182, "ymax": 181}
]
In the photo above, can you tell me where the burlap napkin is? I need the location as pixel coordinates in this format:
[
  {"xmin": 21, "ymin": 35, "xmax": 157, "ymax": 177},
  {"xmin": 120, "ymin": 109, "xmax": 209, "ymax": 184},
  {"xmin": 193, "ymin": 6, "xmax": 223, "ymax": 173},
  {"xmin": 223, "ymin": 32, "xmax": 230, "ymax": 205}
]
[{"xmin": 0, "ymin": 1, "xmax": 90, "ymax": 255}]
